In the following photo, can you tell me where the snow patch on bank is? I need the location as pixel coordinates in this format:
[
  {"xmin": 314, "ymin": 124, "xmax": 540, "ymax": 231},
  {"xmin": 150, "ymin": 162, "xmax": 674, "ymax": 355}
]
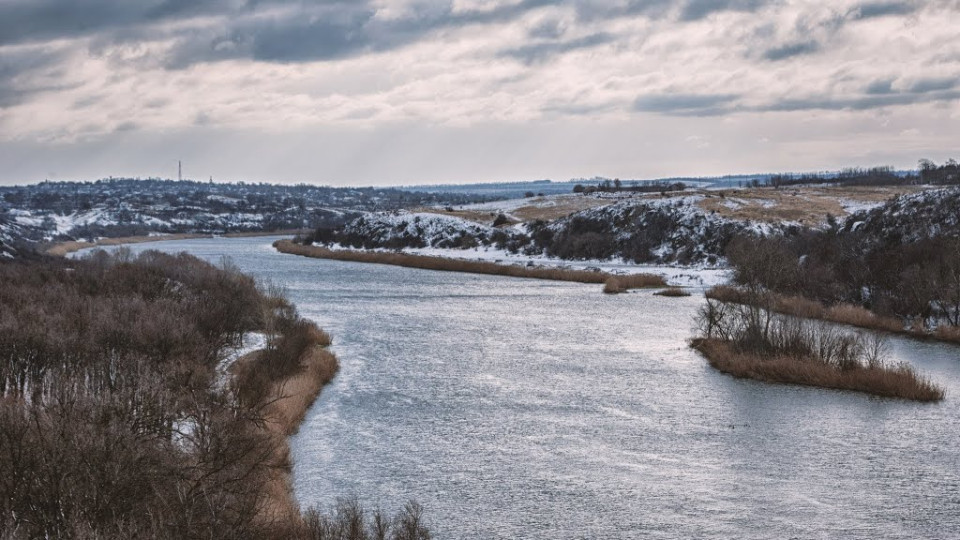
[{"xmin": 214, "ymin": 332, "xmax": 269, "ymax": 391}]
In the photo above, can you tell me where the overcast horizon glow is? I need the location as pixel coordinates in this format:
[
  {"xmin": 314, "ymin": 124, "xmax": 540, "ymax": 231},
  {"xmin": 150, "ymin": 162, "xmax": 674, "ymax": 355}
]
[{"xmin": 0, "ymin": 0, "xmax": 957, "ymax": 186}]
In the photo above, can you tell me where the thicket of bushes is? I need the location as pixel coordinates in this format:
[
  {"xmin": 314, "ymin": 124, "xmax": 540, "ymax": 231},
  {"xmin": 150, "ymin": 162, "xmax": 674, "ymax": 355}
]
[
  {"xmin": 724, "ymin": 217, "xmax": 960, "ymax": 333},
  {"xmin": 761, "ymin": 159, "xmax": 958, "ymax": 188},
  {"xmin": 303, "ymin": 199, "xmax": 744, "ymax": 267},
  {"xmin": 693, "ymin": 295, "xmax": 944, "ymax": 401},
  {"xmin": 0, "ymin": 250, "xmax": 429, "ymax": 539}
]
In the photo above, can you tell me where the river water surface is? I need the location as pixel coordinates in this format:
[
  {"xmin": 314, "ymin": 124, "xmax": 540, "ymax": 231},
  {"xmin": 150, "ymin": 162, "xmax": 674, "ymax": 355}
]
[{"xmin": 83, "ymin": 236, "xmax": 960, "ymax": 539}]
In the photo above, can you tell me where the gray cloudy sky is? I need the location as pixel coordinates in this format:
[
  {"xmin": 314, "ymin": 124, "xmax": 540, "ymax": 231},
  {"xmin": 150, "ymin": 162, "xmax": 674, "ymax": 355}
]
[{"xmin": 0, "ymin": 0, "xmax": 957, "ymax": 185}]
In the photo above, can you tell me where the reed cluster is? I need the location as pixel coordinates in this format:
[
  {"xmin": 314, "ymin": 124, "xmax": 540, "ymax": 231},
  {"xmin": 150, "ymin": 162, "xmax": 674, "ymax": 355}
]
[
  {"xmin": 602, "ymin": 274, "xmax": 669, "ymax": 294},
  {"xmin": 693, "ymin": 296, "xmax": 944, "ymax": 401},
  {"xmin": 277, "ymin": 239, "xmax": 665, "ymax": 287}
]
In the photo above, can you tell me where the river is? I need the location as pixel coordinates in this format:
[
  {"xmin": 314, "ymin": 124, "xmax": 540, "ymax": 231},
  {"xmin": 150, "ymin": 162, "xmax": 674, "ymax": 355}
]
[{"xmin": 78, "ymin": 236, "xmax": 960, "ymax": 539}]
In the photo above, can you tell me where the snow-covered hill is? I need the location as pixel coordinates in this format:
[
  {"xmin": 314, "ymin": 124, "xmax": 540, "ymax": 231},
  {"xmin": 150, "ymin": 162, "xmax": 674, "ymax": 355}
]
[
  {"xmin": 307, "ymin": 194, "xmax": 795, "ymax": 266},
  {"xmin": 0, "ymin": 178, "xmax": 495, "ymax": 256},
  {"xmin": 842, "ymin": 187, "xmax": 960, "ymax": 242}
]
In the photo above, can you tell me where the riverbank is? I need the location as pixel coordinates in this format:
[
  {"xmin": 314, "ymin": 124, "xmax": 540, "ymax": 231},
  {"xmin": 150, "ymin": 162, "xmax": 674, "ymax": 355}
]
[
  {"xmin": 706, "ymin": 285, "xmax": 960, "ymax": 345},
  {"xmin": 691, "ymin": 338, "xmax": 944, "ymax": 402},
  {"xmin": 0, "ymin": 250, "xmax": 345, "ymax": 537},
  {"xmin": 232, "ymin": 327, "xmax": 340, "ymax": 529},
  {"xmin": 275, "ymin": 239, "xmax": 667, "ymax": 287},
  {"xmin": 45, "ymin": 229, "xmax": 303, "ymax": 257}
]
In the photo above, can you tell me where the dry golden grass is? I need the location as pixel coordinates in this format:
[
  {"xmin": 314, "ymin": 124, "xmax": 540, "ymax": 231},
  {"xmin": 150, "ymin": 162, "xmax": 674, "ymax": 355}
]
[
  {"xmin": 276, "ymin": 239, "xmax": 667, "ymax": 287},
  {"xmin": 823, "ymin": 303, "xmax": 903, "ymax": 333},
  {"xmin": 231, "ymin": 325, "xmax": 340, "ymax": 529},
  {"xmin": 935, "ymin": 325, "xmax": 960, "ymax": 342},
  {"xmin": 509, "ymin": 195, "xmax": 612, "ymax": 222},
  {"xmin": 409, "ymin": 208, "xmax": 514, "ymax": 226},
  {"xmin": 696, "ymin": 185, "xmax": 925, "ymax": 226},
  {"xmin": 264, "ymin": 346, "xmax": 339, "ymax": 437},
  {"xmin": 603, "ymin": 274, "xmax": 669, "ymax": 294},
  {"xmin": 411, "ymin": 195, "xmax": 612, "ymax": 225},
  {"xmin": 691, "ymin": 338, "xmax": 944, "ymax": 402}
]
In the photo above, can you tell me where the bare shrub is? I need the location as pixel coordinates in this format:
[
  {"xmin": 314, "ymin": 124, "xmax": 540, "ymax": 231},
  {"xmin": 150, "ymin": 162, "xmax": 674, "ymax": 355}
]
[
  {"xmin": 707, "ymin": 285, "xmax": 925, "ymax": 338},
  {"xmin": 0, "ymin": 250, "xmax": 360, "ymax": 537},
  {"xmin": 301, "ymin": 499, "xmax": 431, "ymax": 540},
  {"xmin": 691, "ymin": 338, "xmax": 944, "ymax": 401},
  {"xmin": 692, "ymin": 300, "xmax": 945, "ymax": 402}
]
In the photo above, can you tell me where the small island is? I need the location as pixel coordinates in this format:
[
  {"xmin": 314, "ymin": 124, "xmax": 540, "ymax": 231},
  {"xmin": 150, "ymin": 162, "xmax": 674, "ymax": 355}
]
[{"xmin": 691, "ymin": 294, "xmax": 945, "ymax": 402}]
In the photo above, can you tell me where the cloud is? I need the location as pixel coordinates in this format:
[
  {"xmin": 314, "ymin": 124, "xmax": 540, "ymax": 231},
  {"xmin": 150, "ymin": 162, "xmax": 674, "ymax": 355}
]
[
  {"xmin": 865, "ymin": 78, "xmax": 895, "ymax": 95},
  {"xmin": 756, "ymin": 89, "xmax": 960, "ymax": 112},
  {"xmin": 633, "ymin": 93, "xmax": 740, "ymax": 116},
  {"xmin": 157, "ymin": 0, "xmax": 572, "ymax": 68},
  {"xmin": 0, "ymin": 0, "xmax": 241, "ymax": 47},
  {"xmin": 501, "ymin": 32, "xmax": 616, "ymax": 64},
  {"xmin": 0, "ymin": 0, "xmax": 957, "ymax": 177},
  {"xmin": 0, "ymin": 46, "xmax": 73, "ymax": 108},
  {"xmin": 853, "ymin": 1, "xmax": 918, "ymax": 20},
  {"xmin": 763, "ymin": 40, "xmax": 820, "ymax": 61},
  {"xmin": 679, "ymin": 0, "xmax": 767, "ymax": 21},
  {"xmin": 908, "ymin": 77, "xmax": 958, "ymax": 93}
]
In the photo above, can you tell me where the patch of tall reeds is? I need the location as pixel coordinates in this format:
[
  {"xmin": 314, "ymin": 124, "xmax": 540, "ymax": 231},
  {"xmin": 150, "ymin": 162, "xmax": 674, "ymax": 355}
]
[
  {"xmin": 602, "ymin": 274, "xmax": 669, "ymax": 294},
  {"xmin": 276, "ymin": 239, "xmax": 666, "ymax": 287},
  {"xmin": 692, "ymin": 297, "xmax": 944, "ymax": 401}
]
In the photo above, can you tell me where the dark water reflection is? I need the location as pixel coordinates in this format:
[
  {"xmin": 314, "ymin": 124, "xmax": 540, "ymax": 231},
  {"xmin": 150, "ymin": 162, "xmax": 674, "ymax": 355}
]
[{"xmin": 85, "ymin": 237, "xmax": 960, "ymax": 539}]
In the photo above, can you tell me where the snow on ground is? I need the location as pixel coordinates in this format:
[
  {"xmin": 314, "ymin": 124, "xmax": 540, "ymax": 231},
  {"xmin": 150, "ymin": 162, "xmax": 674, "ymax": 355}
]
[
  {"xmin": 51, "ymin": 208, "xmax": 115, "ymax": 235},
  {"xmin": 457, "ymin": 195, "xmax": 566, "ymax": 212},
  {"xmin": 214, "ymin": 332, "xmax": 269, "ymax": 391},
  {"xmin": 328, "ymin": 242, "xmax": 730, "ymax": 288},
  {"xmin": 837, "ymin": 198, "xmax": 887, "ymax": 214}
]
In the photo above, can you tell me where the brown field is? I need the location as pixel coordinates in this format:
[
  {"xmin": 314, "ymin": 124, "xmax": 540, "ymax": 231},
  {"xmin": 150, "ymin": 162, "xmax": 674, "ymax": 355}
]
[
  {"xmin": 276, "ymin": 239, "xmax": 667, "ymax": 287},
  {"xmin": 691, "ymin": 338, "xmax": 944, "ymax": 402},
  {"xmin": 696, "ymin": 185, "xmax": 925, "ymax": 226},
  {"xmin": 509, "ymin": 195, "xmax": 613, "ymax": 222},
  {"xmin": 411, "ymin": 207, "xmax": 514, "ymax": 226},
  {"xmin": 421, "ymin": 185, "xmax": 926, "ymax": 229},
  {"xmin": 45, "ymin": 229, "xmax": 304, "ymax": 257},
  {"xmin": 415, "ymin": 194, "xmax": 613, "ymax": 226}
]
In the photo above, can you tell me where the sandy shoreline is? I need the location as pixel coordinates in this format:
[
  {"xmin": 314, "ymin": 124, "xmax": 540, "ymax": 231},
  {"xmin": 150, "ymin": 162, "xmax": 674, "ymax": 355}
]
[{"xmin": 44, "ymin": 229, "xmax": 302, "ymax": 257}]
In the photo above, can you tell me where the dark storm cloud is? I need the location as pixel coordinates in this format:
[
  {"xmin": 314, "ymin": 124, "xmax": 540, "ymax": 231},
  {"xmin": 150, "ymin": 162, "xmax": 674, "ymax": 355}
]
[
  {"xmin": 632, "ymin": 93, "xmax": 740, "ymax": 116},
  {"xmin": 0, "ymin": 0, "xmax": 243, "ymax": 47},
  {"xmin": 865, "ymin": 78, "xmax": 895, "ymax": 95},
  {"xmin": 501, "ymin": 32, "xmax": 616, "ymax": 64},
  {"xmin": 148, "ymin": 0, "xmax": 563, "ymax": 67},
  {"xmin": 0, "ymin": 46, "xmax": 72, "ymax": 108},
  {"xmin": 679, "ymin": 0, "xmax": 766, "ymax": 21},
  {"xmin": 756, "ymin": 88, "xmax": 960, "ymax": 112},
  {"xmin": 908, "ymin": 77, "xmax": 959, "ymax": 93},
  {"xmin": 162, "ymin": 6, "xmax": 380, "ymax": 67},
  {"xmin": 763, "ymin": 40, "xmax": 821, "ymax": 61},
  {"xmin": 853, "ymin": 1, "xmax": 918, "ymax": 19}
]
